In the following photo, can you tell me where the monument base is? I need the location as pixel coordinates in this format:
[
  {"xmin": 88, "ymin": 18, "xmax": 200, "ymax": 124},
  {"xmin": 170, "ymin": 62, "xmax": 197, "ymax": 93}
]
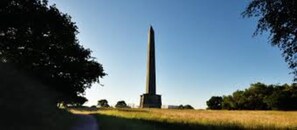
[{"xmin": 140, "ymin": 94, "xmax": 162, "ymax": 108}]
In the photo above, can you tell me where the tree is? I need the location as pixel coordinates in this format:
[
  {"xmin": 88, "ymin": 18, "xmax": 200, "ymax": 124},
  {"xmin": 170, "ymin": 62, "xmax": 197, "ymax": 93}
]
[
  {"xmin": 183, "ymin": 104, "xmax": 194, "ymax": 109},
  {"xmin": 65, "ymin": 96, "xmax": 88, "ymax": 107},
  {"xmin": 242, "ymin": 83, "xmax": 273, "ymax": 110},
  {"xmin": 206, "ymin": 96, "xmax": 223, "ymax": 110},
  {"xmin": 178, "ymin": 105, "xmax": 184, "ymax": 109},
  {"xmin": 0, "ymin": 0, "xmax": 106, "ymax": 105},
  {"xmin": 221, "ymin": 84, "xmax": 273, "ymax": 110},
  {"xmin": 265, "ymin": 86, "xmax": 297, "ymax": 110},
  {"xmin": 177, "ymin": 104, "xmax": 194, "ymax": 109},
  {"xmin": 212, "ymin": 83, "xmax": 297, "ymax": 110},
  {"xmin": 222, "ymin": 95, "xmax": 235, "ymax": 110},
  {"xmin": 98, "ymin": 99, "xmax": 110, "ymax": 108},
  {"xmin": 231, "ymin": 90, "xmax": 246, "ymax": 109},
  {"xmin": 242, "ymin": 0, "xmax": 297, "ymax": 81},
  {"xmin": 115, "ymin": 100, "xmax": 128, "ymax": 108}
]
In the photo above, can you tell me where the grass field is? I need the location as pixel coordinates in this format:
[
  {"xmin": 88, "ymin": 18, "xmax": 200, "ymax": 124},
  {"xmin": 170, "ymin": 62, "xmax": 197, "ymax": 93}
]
[{"xmin": 70, "ymin": 108, "xmax": 297, "ymax": 130}]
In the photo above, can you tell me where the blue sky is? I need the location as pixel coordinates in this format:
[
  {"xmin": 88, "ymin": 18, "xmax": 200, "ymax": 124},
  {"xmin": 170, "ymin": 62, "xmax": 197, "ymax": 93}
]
[{"xmin": 49, "ymin": 0, "xmax": 292, "ymax": 108}]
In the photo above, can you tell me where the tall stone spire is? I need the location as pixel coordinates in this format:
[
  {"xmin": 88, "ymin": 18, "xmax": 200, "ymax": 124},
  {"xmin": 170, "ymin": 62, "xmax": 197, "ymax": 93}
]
[
  {"xmin": 146, "ymin": 26, "xmax": 156, "ymax": 94},
  {"xmin": 140, "ymin": 26, "xmax": 162, "ymax": 108}
]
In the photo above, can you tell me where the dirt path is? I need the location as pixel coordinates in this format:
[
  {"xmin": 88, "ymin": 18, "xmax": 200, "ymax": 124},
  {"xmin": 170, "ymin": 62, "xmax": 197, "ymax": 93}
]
[{"xmin": 71, "ymin": 114, "xmax": 99, "ymax": 130}]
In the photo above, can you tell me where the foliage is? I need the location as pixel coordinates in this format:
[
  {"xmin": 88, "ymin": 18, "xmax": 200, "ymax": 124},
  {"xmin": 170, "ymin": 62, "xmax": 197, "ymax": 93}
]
[
  {"xmin": 98, "ymin": 99, "xmax": 110, "ymax": 108},
  {"xmin": 183, "ymin": 105, "xmax": 194, "ymax": 109},
  {"xmin": 178, "ymin": 104, "xmax": 194, "ymax": 109},
  {"xmin": 242, "ymin": 0, "xmax": 297, "ymax": 81},
  {"xmin": 0, "ymin": 0, "xmax": 106, "ymax": 105},
  {"xmin": 221, "ymin": 95, "xmax": 235, "ymax": 110},
  {"xmin": 264, "ymin": 84, "xmax": 297, "ymax": 110},
  {"xmin": 207, "ymin": 82, "xmax": 297, "ymax": 110},
  {"xmin": 65, "ymin": 96, "xmax": 88, "ymax": 107},
  {"xmin": 115, "ymin": 100, "xmax": 129, "ymax": 108},
  {"xmin": 206, "ymin": 96, "xmax": 223, "ymax": 110}
]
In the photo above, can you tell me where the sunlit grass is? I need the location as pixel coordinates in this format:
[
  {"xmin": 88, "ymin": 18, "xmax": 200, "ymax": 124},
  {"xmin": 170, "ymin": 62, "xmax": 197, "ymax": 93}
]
[{"xmin": 70, "ymin": 108, "xmax": 297, "ymax": 129}]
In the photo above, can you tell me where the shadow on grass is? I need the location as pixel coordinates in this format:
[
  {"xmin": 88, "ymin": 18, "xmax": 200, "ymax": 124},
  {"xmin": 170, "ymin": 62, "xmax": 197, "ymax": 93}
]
[
  {"xmin": 116, "ymin": 109, "xmax": 150, "ymax": 113},
  {"xmin": 92, "ymin": 114, "xmax": 241, "ymax": 130}
]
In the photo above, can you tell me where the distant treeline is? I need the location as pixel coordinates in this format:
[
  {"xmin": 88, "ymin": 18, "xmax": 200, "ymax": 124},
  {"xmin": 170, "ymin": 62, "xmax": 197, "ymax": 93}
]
[{"xmin": 207, "ymin": 83, "xmax": 297, "ymax": 110}]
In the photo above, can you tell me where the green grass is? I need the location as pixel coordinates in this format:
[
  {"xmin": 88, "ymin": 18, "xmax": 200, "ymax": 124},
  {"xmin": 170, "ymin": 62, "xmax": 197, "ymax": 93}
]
[{"xmin": 70, "ymin": 108, "xmax": 297, "ymax": 130}]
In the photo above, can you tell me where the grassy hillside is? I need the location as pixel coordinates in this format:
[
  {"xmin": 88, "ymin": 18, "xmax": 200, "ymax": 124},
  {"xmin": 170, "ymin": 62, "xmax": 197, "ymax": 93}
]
[{"xmin": 70, "ymin": 108, "xmax": 297, "ymax": 130}]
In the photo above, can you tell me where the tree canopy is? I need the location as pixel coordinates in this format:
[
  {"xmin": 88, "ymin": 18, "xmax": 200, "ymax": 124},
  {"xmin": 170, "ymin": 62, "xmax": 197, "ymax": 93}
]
[
  {"xmin": 207, "ymin": 83, "xmax": 297, "ymax": 110},
  {"xmin": 0, "ymin": 0, "xmax": 106, "ymax": 105},
  {"xmin": 206, "ymin": 96, "xmax": 223, "ymax": 110},
  {"xmin": 242, "ymin": 0, "xmax": 297, "ymax": 81},
  {"xmin": 115, "ymin": 100, "xmax": 129, "ymax": 108},
  {"xmin": 178, "ymin": 104, "xmax": 194, "ymax": 110},
  {"xmin": 98, "ymin": 99, "xmax": 110, "ymax": 108}
]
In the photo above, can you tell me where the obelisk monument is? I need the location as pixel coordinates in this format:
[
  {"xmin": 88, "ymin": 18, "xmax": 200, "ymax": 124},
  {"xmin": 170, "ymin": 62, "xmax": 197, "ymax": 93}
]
[{"xmin": 140, "ymin": 26, "xmax": 162, "ymax": 108}]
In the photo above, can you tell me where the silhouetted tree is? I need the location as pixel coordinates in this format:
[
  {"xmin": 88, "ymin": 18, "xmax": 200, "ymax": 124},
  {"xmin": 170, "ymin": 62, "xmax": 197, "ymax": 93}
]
[
  {"xmin": 178, "ymin": 104, "xmax": 194, "ymax": 109},
  {"xmin": 183, "ymin": 104, "xmax": 194, "ymax": 109},
  {"xmin": 206, "ymin": 96, "xmax": 223, "ymax": 110},
  {"xmin": 115, "ymin": 100, "xmax": 128, "ymax": 108},
  {"xmin": 0, "ymin": 0, "xmax": 106, "ymax": 105},
  {"xmin": 65, "ymin": 96, "xmax": 88, "ymax": 107},
  {"xmin": 98, "ymin": 99, "xmax": 110, "ymax": 108},
  {"xmin": 242, "ymin": 0, "xmax": 297, "ymax": 81}
]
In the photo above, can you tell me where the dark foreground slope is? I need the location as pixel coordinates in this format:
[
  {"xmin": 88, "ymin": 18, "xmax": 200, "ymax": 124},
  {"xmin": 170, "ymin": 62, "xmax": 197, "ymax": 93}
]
[{"xmin": 0, "ymin": 64, "xmax": 75, "ymax": 130}]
